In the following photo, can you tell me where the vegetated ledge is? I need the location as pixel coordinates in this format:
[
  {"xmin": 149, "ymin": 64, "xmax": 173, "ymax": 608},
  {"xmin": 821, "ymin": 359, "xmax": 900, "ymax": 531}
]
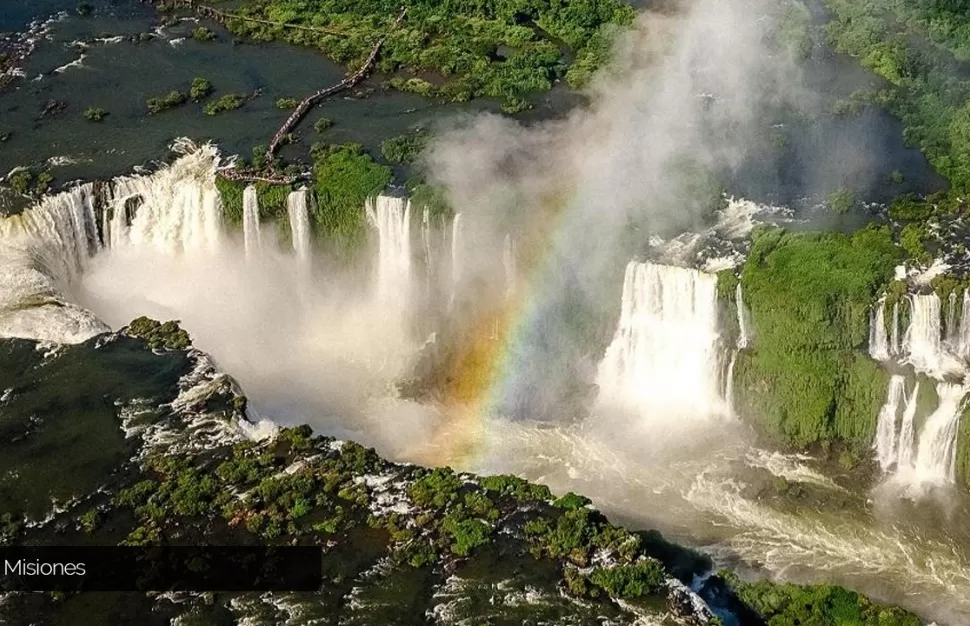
[{"xmin": 0, "ymin": 321, "xmax": 926, "ymax": 626}]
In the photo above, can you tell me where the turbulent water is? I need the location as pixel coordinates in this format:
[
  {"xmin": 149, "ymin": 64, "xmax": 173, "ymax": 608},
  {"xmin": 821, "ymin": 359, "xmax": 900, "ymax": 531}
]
[{"xmin": 243, "ymin": 185, "xmax": 261, "ymax": 259}]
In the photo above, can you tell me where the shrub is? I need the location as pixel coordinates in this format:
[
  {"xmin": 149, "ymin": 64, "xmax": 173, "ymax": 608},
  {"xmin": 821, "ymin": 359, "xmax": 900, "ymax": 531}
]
[
  {"xmin": 275, "ymin": 97, "xmax": 299, "ymax": 109},
  {"xmin": 204, "ymin": 94, "xmax": 245, "ymax": 116},
  {"xmin": 146, "ymin": 90, "xmax": 187, "ymax": 114},
  {"xmin": 83, "ymin": 107, "xmax": 106, "ymax": 122},
  {"xmin": 190, "ymin": 77, "xmax": 213, "ymax": 101},
  {"xmin": 192, "ymin": 27, "xmax": 215, "ymax": 42},
  {"xmin": 313, "ymin": 117, "xmax": 333, "ymax": 133},
  {"xmin": 588, "ymin": 560, "xmax": 666, "ymax": 599}
]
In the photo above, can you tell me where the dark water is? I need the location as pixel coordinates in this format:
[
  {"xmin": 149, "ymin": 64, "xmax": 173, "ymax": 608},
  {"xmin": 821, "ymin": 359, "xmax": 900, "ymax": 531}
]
[{"xmin": 0, "ymin": 336, "xmax": 190, "ymax": 520}]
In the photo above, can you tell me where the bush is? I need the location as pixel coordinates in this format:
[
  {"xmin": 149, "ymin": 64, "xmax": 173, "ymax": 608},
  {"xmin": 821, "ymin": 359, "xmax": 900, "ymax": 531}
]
[
  {"xmin": 83, "ymin": 107, "xmax": 107, "ymax": 122},
  {"xmin": 191, "ymin": 27, "xmax": 215, "ymax": 42},
  {"xmin": 588, "ymin": 560, "xmax": 666, "ymax": 599},
  {"xmin": 204, "ymin": 94, "xmax": 245, "ymax": 116},
  {"xmin": 275, "ymin": 97, "xmax": 299, "ymax": 110},
  {"xmin": 380, "ymin": 130, "xmax": 429, "ymax": 165},
  {"xmin": 443, "ymin": 516, "xmax": 491, "ymax": 556},
  {"xmin": 313, "ymin": 117, "xmax": 333, "ymax": 133},
  {"xmin": 124, "ymin": 317, "xmax": 192, "ymax": 351},
  {"xmin": 190, "ymin": 77, "xmax": 212, "ymax": 101},
  {"xmin": 146, "ymin": 90, "xmax": 187, "ymax": 114}
]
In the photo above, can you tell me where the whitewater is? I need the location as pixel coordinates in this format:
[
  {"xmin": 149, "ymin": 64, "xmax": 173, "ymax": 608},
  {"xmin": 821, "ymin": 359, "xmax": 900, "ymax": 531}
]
[{"xmin": 1, "ymin": 145, "xmax": 970, "ymax": 624}]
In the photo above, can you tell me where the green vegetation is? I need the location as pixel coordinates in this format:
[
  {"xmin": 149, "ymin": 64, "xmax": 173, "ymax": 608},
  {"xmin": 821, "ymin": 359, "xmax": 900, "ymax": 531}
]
[
  {"xmin": 190, "ymin": 77, "xmax": 213, "ymax": 101},
  {"xmin": 203, "ymin": 93, "xmax": 245, "ymax": 116},
  {"xmin": 824, "ymin": 0, "xmax": 970, "ymax": 191},
  {"xmin": 380, "ymin": 129, "xmax": 429, "ymax": 165},
  {"xmin": 123, "ymin": 317, "xmax": 192, "ymax": 351},
  {"xmin": 736, "ymin": 226, "xmax": 901, "ymax": 448},
  {"xmin": 311, "ymin": 143, "xmax": 393, "ymax": 256},
  {"xmin": 721, "ymin": 570, "xmax": 922, "ymax": 626},
  {"xmin": 218, "ymin": 0, "xmax": 635, "ymax": 109},
  {"xmin": 827, "ymin": 186, "xmax": 856, "ymax": 214},
  {"xmin": 3, "ymin": 167, "xmax": 54, "ymax": 197},
  {"xmin": 313, "ymin": 117, "xmax": 333, "ymax": 133},
  {"xmin": 83, "ymin": 107, "xmax": 107, "ymax": 122},
  {"xmin": 146, "ymin": 90, "xmax": 188, "ymax": 114},
  {"xmin": 275, "ymin": 97, "xmax": 300, "ymax": 110},
  {"xmin": 191, "ymin": 26, "xmax": 216, "ymax": 42}
]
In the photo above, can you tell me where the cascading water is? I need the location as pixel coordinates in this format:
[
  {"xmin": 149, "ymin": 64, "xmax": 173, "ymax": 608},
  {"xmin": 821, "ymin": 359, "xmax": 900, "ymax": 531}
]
[
  {"xmin": 957, "ymin": 290, "xmax": 970, "ymax": 360},
  {"xmin": 896, "ymin": 381, "xmax": 920, "ymax": 471},
  {"xmin": 947, "ymin": 291, "xmax": 958, "ymax": 346},
  {"xmin": 873, "ymin": 375, "xmax": 905, "ymax": 470},
  {"xmin": 735, "ymin": 282, "xmax": 750, "ymax": 349},
  {"xmin": 596, "ymin": 261, "xmax": 725, "ymax": 421},
  {"xmin": 890, "ymin": 301, "xmax": 900, "ymax": 356},
  {"xmin": 107, "ymin": 142, "xmax": 224, "ymax": 254},
  {"xmin": 287, "ymin": 189, "xmax": 311, "ymax": 270},
  {"xmin": 243, "ymin": 185, "xmax": 261, "ymax": 258},
  {"xmin": 869, "ymin": 297, "xmax": 889, "ymax": 361},
  {"xmin": 503, "ymin": 233, "xmax": 516, "ymax": 300},
  {"xmin": 365, "ymin": 195, "xmax": 412, "ymax": 311},
  {"xmin": 911, "ymin": 382, "xmax": 967, "ymax": 483},
  {"xmin": 422, "ymin": 208, "xmax": 433, "ymax": 292},
  {"xmin": 0, "ymin": 184, "xmax": 108, "ymax": 343},
  {"xmin": 903, "ymin": 294, "xmax": 943, "ymax": 373},
  {"xmin": 450, "ymin": 213, "xmax": 463, "ymax": 310}
]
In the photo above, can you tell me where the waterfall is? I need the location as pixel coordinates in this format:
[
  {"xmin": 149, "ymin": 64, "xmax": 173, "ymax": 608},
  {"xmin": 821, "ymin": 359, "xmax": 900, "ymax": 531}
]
[
  {"xmin": 107, "ymin": 143, "xmax": 223, "ymax": 254},
  {"xmin": 450, "ymin": 213, "xmax": 463, "ymax": 310},
  {"xmin": 503, "ymin": 233, "xmax": 516, "ymax": 300},
  {"xmin": 912, "ymin": 382, "xmax": 967, "ymax": 483},
  {"xmin": 422, "ymin": 208, "xmax": 433, "ymax": 292},
  {"xmin": 897, "ymin": 381, "xmax": 919, "ymax": 470},
  {"xmin": 0, "ymin": 184, "xmax": 109, "ymax": 343},
  {"xmin": 735, "ymin": 283, "xmax": 750, "ymax": 349},
  {"xmin": 947, "ymin": 291, "xmax": 958, "ymax": 345},
  {"xmin": 873, "ymin": 375, "xmax": 905, "ymax": 470},
  {"xmin": 957, "ymin": 290, "xmax": 970, "ymax": 360},
  {"xmin": 596, "ymin": 262, "xmax": 724, "ymax": 421},
  {"xmin": 287, "ymin": 189, "xmax": 311, "ymax": 269},
  {"xmin": 903, "ymin": 294, "xmax": 944, "ymax": 373},
  {"xmin": 725, "ymin": 350, "xmax": 738, "ymax": 417},
  {"xmin": 890, "ymin": 302, "xmax": 900, "ymax": 356},
  {"xmin": 243, "ymin": 185, "xmax": 261, "ymax": 258},
  {"xmin": 365, "ymin": 195, "xmax": 412, "ymax": 309},
  {"xmin": 869, "ymin": 297, "xmax": 889, "ymax": 361}
]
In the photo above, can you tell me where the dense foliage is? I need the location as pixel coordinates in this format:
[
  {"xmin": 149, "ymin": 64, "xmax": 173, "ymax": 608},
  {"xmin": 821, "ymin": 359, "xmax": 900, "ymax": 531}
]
[
  {"xmin": 213, "ymin": 0, "xmax": 635, "ymax": 109},
  {"xmin": 311, "ymin": 143, "xmax": 393, "ymax": 256},
  {"xmin": 736, "ymin": 226, "xmax": 901, "ymax": 448},
  {"xmin": 189, "ymin": 77, "xmax": 213, "ymax": 101}
]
